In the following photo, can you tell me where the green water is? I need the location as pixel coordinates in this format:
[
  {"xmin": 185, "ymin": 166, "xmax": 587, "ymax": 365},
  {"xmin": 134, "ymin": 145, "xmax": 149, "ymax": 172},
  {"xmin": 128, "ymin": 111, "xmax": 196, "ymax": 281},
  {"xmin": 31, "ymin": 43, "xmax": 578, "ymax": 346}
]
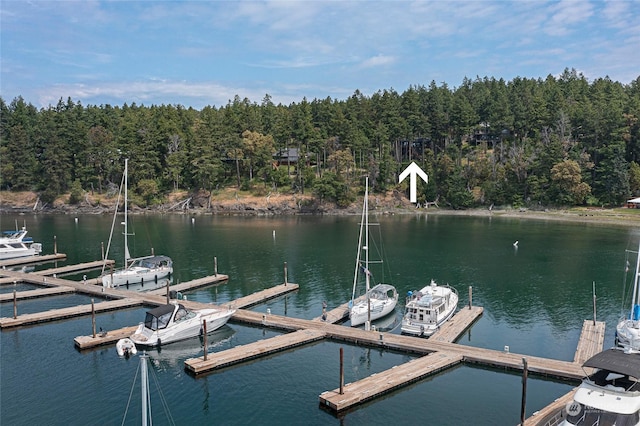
[{"xmin": 0, "ymin": 212, "xmax": 636, "ymax": 425}]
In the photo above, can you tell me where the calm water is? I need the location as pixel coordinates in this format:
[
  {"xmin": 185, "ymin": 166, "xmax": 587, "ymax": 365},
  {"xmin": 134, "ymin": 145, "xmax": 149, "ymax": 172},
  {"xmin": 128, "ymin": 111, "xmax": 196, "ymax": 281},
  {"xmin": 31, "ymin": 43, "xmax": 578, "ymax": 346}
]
[{"xmin": 1, "ymin": 212, "xmax": 637, "ymax": 425}]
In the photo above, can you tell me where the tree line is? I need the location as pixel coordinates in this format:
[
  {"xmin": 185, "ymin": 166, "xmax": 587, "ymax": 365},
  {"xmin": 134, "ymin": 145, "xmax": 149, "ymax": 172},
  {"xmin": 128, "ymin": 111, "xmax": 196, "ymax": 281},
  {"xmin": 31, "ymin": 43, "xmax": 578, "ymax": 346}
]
[{"xmin": 1, "ymin": 68, "xmax": 639, "ymax": 209}]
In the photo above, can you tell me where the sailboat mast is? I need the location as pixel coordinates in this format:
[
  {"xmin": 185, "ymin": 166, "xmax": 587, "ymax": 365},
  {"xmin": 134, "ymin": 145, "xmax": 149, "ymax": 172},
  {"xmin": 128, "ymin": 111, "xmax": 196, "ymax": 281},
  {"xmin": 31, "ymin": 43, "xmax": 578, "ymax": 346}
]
[
  {"xmin": 141, "ymin": 352, "xmax": 149, "ymax": 426},
  {"xmin": 364, "ymin": 177, "xmax": 370, "ymax": 293},
  {"xmin": 124, "ymin": 158, "xmax": 129, "ymax": 268},
  {"xmin": 632, "ymin": 240, "xmax": 640, "ymax": 318},
  {"xmin": 351, "ymin": 183, "xmax": 366, "ymax": 304},
  {"xmin": 365, "ymin": 178, "xmax": 371, "ymax": 330}
]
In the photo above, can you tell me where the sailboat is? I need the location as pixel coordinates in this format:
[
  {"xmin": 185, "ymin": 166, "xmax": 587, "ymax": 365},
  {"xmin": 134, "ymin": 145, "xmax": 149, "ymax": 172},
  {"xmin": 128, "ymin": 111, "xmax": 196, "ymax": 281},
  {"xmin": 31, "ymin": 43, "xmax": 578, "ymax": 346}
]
[
  {"xmin": 101, "ymin": 159, "xmax": 173, "ymax": 290},
  {"xmin": 616, "ymin": 238, "xmax": 640, "ymax": 352},
  {"xmin": 349, "ymin": 177, "xmax": 398, "ymax": 330}
]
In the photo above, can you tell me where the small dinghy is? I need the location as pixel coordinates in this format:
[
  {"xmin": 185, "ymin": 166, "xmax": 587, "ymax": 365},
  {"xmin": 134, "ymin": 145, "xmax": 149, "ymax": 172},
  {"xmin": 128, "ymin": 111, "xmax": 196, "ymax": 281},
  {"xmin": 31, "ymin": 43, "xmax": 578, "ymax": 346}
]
[{"xmin": 116, "ymin": 338, "xmax": 138, "ymax": 357}]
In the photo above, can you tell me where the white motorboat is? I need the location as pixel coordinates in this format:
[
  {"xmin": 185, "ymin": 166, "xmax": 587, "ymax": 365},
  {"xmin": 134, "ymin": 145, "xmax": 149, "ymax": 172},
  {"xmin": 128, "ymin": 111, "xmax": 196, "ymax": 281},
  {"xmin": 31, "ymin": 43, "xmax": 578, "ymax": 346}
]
[
  {"xmin": 130, "ymin": 303, "xmax": 235, "ymax": 347},
  {"xmin": 0, "ymin": 225, "xmax": 42, "ymax": 260},
  {"xmin": 401, "ymin": 279, "xmax": 459, "ymax": 337},
  {"xmin": 616, "ymin": 238, "xmax": 640, "ymax": 351},
  {"xmin": 101, "ymin": 159, "xmax": 173, "ymax": 290},
  {"xmin": 560, "ymin": 348, "xmax": 640, "ymax": 425},
  {"xmin": 349, "ymin": 177, "xmax": 398, "ymax": 329}
]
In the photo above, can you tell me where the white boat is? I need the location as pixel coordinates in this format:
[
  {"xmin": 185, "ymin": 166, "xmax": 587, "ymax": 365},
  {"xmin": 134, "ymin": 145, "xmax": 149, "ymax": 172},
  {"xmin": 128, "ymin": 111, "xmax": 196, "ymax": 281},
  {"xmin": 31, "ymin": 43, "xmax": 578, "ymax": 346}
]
[
  {"xmin": 130, "ymin": 303, "xmax": 236, "ymax": 347},
  {"xmin": 401, "ymin": 279, "xmax": 459, "ymax": 337},
  {"xmin": 0, "ymin": 224, "xmax": 42, "ymax": 260},
  {"xmin": 349, "ymin": 177, "xmax": 398, "ymax": 329},
  {"xmin": 116, "ymin": 337, "xmax": 137, "ymax": 357},
  {"xmin": 560, "ymin": 348, "xmax": 640, "ymax": 426},
  {"xmin": 101, "ymin": 159, "xmax": 173, "ymax": 290},
  {"xmin": 616, "ymin": 238, "xmax": 640, "ymax": 351}
]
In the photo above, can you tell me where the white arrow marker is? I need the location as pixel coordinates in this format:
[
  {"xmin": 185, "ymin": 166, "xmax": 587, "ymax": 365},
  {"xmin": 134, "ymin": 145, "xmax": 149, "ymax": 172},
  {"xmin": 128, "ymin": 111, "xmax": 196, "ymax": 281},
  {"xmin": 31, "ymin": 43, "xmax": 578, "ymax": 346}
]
[{"xmin": 399, "ymin": 162, "xmax": 429, "ymax": 203}]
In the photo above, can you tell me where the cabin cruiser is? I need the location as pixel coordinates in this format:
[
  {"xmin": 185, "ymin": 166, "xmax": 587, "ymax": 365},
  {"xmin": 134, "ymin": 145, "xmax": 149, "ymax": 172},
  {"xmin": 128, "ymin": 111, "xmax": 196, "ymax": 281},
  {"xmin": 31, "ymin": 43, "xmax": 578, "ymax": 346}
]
[
  {"xmin": 401, "ymin": 280, "xmax": 458, "ymax": 337},
  {"xmin": 0, "ymin": 226, "xmax": 42, "ymax": 260},
  {"xmin": 130, "ymin": 303, "xmax": 235, "ymax": 347},
  {"xmin": 560, "ymin": 348, "xmax": 640, "ymax": 425}
]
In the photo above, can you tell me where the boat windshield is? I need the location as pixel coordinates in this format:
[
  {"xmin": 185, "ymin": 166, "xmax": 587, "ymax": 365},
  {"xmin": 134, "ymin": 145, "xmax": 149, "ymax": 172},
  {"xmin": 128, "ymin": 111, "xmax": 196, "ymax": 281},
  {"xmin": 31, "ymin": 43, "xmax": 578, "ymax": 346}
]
[{"xmin": 144, "ymin": 309, "xmax": 173, "ymax": 330}]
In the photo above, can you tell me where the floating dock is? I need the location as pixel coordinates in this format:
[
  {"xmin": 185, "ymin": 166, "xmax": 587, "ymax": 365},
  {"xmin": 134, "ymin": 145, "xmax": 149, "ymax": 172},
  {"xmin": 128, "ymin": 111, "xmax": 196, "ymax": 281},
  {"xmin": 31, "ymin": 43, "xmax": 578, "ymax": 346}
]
[
  {"xmin": 185, "ymin": 329, "xmax": 327, "ymax": 374},
  {"xmin": 430, "ymin": 306, "xmax": 484, "ymax": 342},
  {"xmin": 521, "ymin": 319, "xmax": 606, "ymax": 426},
  {"xmin": 223, "ymin": 283, "xmax": 299, "ymax": 309},
  {"xmin": 0, "ymin": 260, "xmax": 606, "ymax": 418},
  {"xmin": 0, "ymin": 299, "xmax": 143, "ymax": 328},
  {"xmin": 0, "ymin": 253, "xmax": 66, "ymax": 268},
  {"xmin": 147, "ymin": 274, "xmax": 229, "ymax": 295},
  {"xmin": 72, "ymin": 282, "xmax": 299, "ymax": 350},
  {"xmin": 0, "ymin": 286, "xmax": 76, "ymax": 302},
  {"xmin": 320, "ymin": 352, "xmax": 464, "ymax": 412}
]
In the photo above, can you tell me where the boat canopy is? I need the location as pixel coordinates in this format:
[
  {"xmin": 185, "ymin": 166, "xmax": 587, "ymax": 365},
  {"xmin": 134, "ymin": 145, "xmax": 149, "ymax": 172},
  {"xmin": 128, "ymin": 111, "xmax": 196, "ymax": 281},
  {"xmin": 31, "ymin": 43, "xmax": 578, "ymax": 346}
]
[
  {"xmin": 133, "ymin": 255, "xmax": 173, "ymax": 268},
  {"xmin": 583, "ymin": 348, "xmax": 640, "ymax": 378},
  {"xmin": 144, "ymin": 304, "xmax": 179, "ymax": 331}
]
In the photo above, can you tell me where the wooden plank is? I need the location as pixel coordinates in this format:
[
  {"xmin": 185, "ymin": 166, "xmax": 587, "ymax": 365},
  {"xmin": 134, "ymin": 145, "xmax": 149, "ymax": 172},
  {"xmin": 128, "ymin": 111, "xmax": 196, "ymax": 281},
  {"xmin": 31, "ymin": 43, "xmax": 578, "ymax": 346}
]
[
  {"xmin": 185, "ymin": 328, "xmax": 326, "ymax": 374},
  {"xmin": 522, "ymin": 388, "xmax": 577, "ymax": 426},
  {"xmin": 573, "ymin": 319, "xmax": 605, "ymax": 365},
  {"xmin": 0, "ymin": 253, "xmax": 66, "ymax": 267},
  {"xmin": 147, "ymin": 274, "xmax": 229, "ymax": 295},
  {"xmin": 0, "ymin": 299, "xmax": 143, "ymax": 328},
  {"xmin": 0, "ymin": 286, "xmax": 75, "ymax": 302},
  {"xmin": 430, "ymin": 306, "xmax": 484, "ymax": 343},
  {"xmin": 223, "ymin": 283, "xmax": 299, "ymax": 309},
  {"xmin": 312, "ymin": 296, "xmax": 365, "ymax": 323},
  {"xmin": 319, "ymin": 352, "xmax": 463, "ymax": 412},
  {"xmin": 74, "ymin": 325, "xmax": 139, "ymax": 349}
]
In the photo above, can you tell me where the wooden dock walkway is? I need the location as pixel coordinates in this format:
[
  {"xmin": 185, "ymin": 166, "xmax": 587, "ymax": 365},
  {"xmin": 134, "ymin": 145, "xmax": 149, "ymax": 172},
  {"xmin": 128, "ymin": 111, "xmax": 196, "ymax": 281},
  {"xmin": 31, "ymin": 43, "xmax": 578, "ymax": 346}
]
[
  {"xmin": 0, "ymin": 298, "xmax": 143, "ymax": 328},
  {"xmin": 0, "ymin": 286, "xmax": 76, "ymax": 302},
  {"xmin": 319, "ymin": 352, "xmax": 464, "ymax": 412},
  {"xmin": 73, "ymin": 282, "xmax": 300, "ymax": 350},
  {"xmin": 185, "ymin": 329, "xmax": 327, "ymax": 374},
  {"xmin": 223, "ymin": 283, "xmax": 299, "ymax": 309},
  {"xmin": 573, "ymin": 319, "xmax": 606, "ymax": 365},
  {"xmin": 0, "ymin": 260, "xmax": 114, "ymax": 285},
  {"xmin": 74, "ymin": 325, "xmax": 139, "ymax": 349},
  {"xmin": 430, "ymin": 306, "xmax": 484, "ymax": 343},
  {"xmin": 0, "ymin": 253, "xmax": 66, "ymax": 268},
  {"xmin": 521, "ymin": 319, "xmax": 605, "ymax": 426},
  {"xmin": 147, "ymin": 274, "xmax": 229, "ymax": 295}
]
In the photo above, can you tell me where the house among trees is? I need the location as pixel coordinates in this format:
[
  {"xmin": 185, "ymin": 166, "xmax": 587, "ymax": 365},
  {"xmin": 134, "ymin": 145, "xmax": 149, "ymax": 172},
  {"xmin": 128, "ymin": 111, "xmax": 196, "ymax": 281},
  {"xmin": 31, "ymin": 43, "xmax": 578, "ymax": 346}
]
[
  {"xmin": 273, "ymin": 148, "xmax": 304, "ymax": 166},
  {"xmin": 626, "ymin": 197, "xmax": 640, "ymax": 208}
]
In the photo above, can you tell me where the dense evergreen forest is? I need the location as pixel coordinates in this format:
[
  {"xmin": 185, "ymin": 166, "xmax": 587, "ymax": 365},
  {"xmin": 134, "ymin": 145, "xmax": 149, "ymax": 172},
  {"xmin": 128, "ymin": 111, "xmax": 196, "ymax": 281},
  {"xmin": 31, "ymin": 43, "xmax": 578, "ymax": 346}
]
[{"xmin": 2, "ymin": 68, "xmax": 640, "ymax": 210}]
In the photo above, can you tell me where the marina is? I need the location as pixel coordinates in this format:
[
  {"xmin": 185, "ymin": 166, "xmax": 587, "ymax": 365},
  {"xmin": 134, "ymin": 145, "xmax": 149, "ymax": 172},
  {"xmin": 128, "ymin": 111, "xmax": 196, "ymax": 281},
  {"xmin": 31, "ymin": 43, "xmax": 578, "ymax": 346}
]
[{"xmin": 0, "ymin": 213, "xmax": 632, "ymax": 425}]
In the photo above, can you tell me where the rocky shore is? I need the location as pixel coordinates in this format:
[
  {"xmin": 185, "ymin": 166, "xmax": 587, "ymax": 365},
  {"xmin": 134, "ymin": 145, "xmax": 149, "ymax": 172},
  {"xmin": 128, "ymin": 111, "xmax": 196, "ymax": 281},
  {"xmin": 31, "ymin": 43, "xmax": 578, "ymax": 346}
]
[{"xmin": 1, "ymin": 190, "xmax": 639, "ymax": 227}]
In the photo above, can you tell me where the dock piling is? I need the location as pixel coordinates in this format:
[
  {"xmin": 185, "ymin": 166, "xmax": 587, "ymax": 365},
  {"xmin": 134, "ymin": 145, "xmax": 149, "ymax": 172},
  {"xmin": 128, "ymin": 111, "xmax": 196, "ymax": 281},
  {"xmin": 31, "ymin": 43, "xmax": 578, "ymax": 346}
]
[
  {"xmin": 214, "ymin": 257, "xmax": 218, "ymax": 276},
  {"xmin": 54, "ymin": 236, "xmax": 57, "ymax": 254},
  {"xmin": 203, "ymin": 320, "xmax": 208, "ymax": 361},
  {"xmin": 339, "ymin": 347, "xmax": 344, "ymax": 395},
  {"xmin": 13, "ymin": 290, "xmax": 17, "ymax": 319},
  {"xmin": 520, "ymin": 357, "xmax": 528, "ymax": 425},
  {"xmin": 468, "ymin": 286, "xmax": 472, "ymax": 309},
  {"xmin": 91, "ymin": 299, "xmax": 96, "ymax": 338},
  {"xmin": 284, "ymin": 262, "xmax": 288, "ymax": 286}
]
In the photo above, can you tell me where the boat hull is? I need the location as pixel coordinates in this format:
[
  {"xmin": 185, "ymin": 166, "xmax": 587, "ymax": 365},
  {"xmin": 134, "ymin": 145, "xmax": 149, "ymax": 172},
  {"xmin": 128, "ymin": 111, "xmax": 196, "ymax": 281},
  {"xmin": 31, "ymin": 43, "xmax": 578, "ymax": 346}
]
[
  {"xmin": 401, "ymin": 281, "xmax": 459, "ymax": 337},
  {"xmin": 101, "ymin": 266, "xmax": 173, "ymax": 290},
  {"xmin": 130, "ymin": 308, "xmax": 235, "ymax": 347},
  {"xmin": 350, "ymin": 297, "xmax": 397, "ymax": 327}
]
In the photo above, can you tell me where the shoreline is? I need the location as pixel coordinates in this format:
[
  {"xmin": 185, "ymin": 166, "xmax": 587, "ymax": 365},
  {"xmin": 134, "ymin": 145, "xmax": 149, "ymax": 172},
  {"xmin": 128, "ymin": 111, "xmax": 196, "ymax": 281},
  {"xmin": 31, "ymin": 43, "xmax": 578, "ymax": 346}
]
[{"xmin": 1, "ymin": 190, "xmax": 639, "ymax": 227}]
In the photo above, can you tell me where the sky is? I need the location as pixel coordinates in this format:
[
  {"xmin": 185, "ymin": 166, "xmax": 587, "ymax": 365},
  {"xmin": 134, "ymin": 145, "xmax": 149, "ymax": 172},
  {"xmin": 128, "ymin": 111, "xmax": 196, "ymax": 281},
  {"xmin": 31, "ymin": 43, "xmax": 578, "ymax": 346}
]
[{"xmin": 1, "ymin": 0, "xmax": 639, "ymax": 110}]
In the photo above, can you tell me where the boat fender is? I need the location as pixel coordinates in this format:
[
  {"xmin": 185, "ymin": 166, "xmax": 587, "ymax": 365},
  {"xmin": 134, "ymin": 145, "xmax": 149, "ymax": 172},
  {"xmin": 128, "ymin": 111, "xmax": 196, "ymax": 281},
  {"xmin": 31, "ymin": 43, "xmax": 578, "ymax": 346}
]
[
  {"xmin": 154, "ymin": 275, "xmax": 158, "ymax": 283},
  {"xmin": 420, "ymin": 325, "xmax": 425, "ymax": 336},
  {"xmin": 141, "ymin": 277, "xmax": 144, "ymax": 286},
  {"xmin": 157, "ymin": 338, "xmax": 161, "ymax": 347},
  {"xmin": 199, "ymin": 327, "xmax": 203, "ymax": 337},
  {"xmin": 126, "ymin": 281, "xmax": 129, "ymax": 289}
]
